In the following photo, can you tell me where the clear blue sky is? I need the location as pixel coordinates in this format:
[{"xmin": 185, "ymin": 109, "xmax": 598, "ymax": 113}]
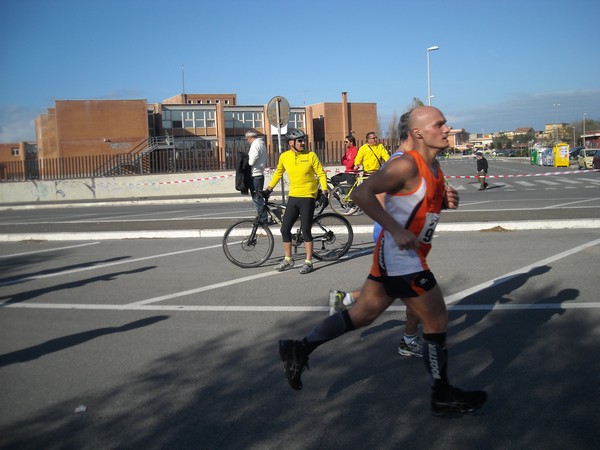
[{"xmin": 1, "ymin": 0, "xmax": 599, "ymax": 142}]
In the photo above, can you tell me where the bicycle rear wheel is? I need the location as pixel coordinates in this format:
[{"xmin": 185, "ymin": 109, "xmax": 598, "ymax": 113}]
[
  {"xmin": 329, "ymin": 185, "xmax": 359, "ymax": 216},
  {"xmin": 222, "ymin": 219, "xmax": 274, "ymax": 268},
  {"xmin": 310, "ymin": 213, "xmax": 354, "ymax": 261}
]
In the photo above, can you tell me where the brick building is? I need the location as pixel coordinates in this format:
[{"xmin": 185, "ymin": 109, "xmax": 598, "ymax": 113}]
[{"xmin": 20, "ymin": 92, "xmax": 379, "ymax": 177}]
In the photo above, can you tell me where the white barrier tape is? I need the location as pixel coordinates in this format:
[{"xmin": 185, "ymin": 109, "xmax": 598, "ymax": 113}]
[
  {"xmin": 138, "ymin": 173, "xmax": 236, "ymax": 186},
  {"xmin": 447, "ymin": 169, "xmax": 600, "ymax": 179},
  {"xmin": 110, "ymin": 167, "xmax": 599, "ymax": 187}
]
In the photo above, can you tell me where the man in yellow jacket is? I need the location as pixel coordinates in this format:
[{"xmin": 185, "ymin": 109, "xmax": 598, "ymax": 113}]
[
  {"xmin": 265, "ymin": 129, "xmax": 329, "ymax": 274},
  {"xmin": 354, "ymin": 131, "xmax": 390, "ymax": 173}
]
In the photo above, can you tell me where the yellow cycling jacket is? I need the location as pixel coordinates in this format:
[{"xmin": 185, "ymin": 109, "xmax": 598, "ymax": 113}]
[
  {"xmin": 268, "ymin": 149, "xmax": 328, "ymax": 198},
  {"xmin": 354, "ymin": 143, "xmax": 390, "ymax": 172}
]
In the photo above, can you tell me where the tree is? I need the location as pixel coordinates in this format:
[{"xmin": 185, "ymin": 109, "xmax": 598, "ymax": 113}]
[
  {"xmin": 387, "ymin": 111, "xmax": 400, "ymax": 141},
  {"xmin": 513, "ymin": 130, "xmax": 535, "ymax": 148},
  {"xmin": 407, "ymin": 97, "xmax": 425, "ymax": 110},
  {"xmin": 494, "ymin": 132, "xmax": 511, "ymax": 149},
  {"xmin": 386, "ymin": 98, "xmax": 425, "ymax": 140},
  {"xmin": 572, "ymin": 118, "xmax": 600, "ymax": 146}
]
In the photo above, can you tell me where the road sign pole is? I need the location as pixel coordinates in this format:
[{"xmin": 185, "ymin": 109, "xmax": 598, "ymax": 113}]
[
  {"xmin": 275, "ymin": 98, "xmax": 286, "ymax": 204},
  {"xmin": 267, "ymin": 95, "xmax": 290, "ymax": 206}
]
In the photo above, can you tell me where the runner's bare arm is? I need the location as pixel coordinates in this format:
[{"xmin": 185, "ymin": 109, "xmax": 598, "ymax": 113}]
[{"xmin": 352, "ymin": 156, "xmax": 420, "ymax": 250}]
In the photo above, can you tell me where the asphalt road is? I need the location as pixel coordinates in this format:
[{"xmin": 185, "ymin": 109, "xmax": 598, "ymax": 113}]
[
  {"xmin": 1, "ymin": 230, "xmax": 599, "ymax": 449},
  {"xmin": 0, "ymin": 159, "xmax": 599, "ymax": 449},
  {"xmin": 1, "ymin": 160, "xmax": 599, "ymax": 239}
]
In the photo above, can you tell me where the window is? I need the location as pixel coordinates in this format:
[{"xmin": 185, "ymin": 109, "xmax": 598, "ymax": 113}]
[
  {"xmin": 11, "ymin": 148, "xmax": 19, "ymax": 156},
  {"xmin": 288, "ymin": 111, "xmax": 305, "ymax": 129},
  {"xmin": 163, "ymin": 109, "xmax": 184, "ymax": 128},
  {"xmin": 197, "ymin": 100, "xmax": 202, "ymax": 104},
  {"xmin": 206, "ymin": 110, "xmax": 216, "ymax": 127},
  {"xmin": 184, "ymin": 111, "xmax": 194, "ymax": 128},
  {"xmin": 162, "ymin": 107, "xmax": 216, "ymax": 131},
  {"xmin": 224, "ymin": 100, "xmax": 230, "ymax": 105},
  {"xmin": 206, "ymin": 100, "xmax": 211, "ymax": 104},
  {"xmin": 224, "ymin": 110, "xmax": 264, "ymax": 132}
]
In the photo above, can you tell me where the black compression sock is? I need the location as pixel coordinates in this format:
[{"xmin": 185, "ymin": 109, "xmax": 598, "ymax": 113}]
[
  {"xmin": 302, "ymin": 310, "xmax": 355, "ymax": 354},
  {"xmin": 422, "ymin": 332, "xmax": 450, "ymax": 394}
]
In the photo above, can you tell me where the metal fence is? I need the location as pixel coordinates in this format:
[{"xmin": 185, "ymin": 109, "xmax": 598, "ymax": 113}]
[{"xmin": 0, "ymin": 139, "xmax": 400, "ymax": 182}]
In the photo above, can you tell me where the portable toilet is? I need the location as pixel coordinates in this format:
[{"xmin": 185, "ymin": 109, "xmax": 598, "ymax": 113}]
[{"xmin": 553, "ymin": 143, "xmax": 570, "ymax": 167}]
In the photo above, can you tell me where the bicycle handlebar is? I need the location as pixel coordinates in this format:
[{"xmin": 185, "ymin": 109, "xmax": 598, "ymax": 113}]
[{"xmin": 257, "ymin": 190, "xmax": 329, "ymax": 217}]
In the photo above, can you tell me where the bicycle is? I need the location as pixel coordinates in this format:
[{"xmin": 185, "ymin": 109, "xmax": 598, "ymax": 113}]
[
  {"xmin": 328, "ymin": 171, "xmax": 371, "ymax": 216},
  {"xmin": 222, "ymin": 191, "xmax": 354, "ymax": 268}
]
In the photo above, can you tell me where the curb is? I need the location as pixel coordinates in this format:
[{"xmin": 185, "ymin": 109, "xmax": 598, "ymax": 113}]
[
  {"xmin": 0, "ymin": 196, "xmax": 254, "ymax": 211},
  {"xmin": 1, "ymin": 220, "xmax": 598, "ymax": 242}
]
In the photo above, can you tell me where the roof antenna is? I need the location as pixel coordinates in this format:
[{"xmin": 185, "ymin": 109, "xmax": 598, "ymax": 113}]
[{"xmin": 181, "ymin": 64, "xmax": 185, "ymax": 95}]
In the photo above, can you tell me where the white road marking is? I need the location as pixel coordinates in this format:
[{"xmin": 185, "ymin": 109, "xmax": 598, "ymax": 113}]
[
  {"xmin": 0, "ymin": 243, "xmax": 223, "ymax": 286},
  {"xmin": 4, "ymin": 302, "xmax": 599, "ymax": 312},
  {"xmin": 536, "ymin": 180, "xmax": 561, "ymax": 185},
  {"xmin": 3, "ymin": 238, "xmax": 599, "ymax": 312},
  {"xmin": 443, "ymin": 237, "xmax": 600, "ymax": 305},
  {"xmin": 542, "ymin": 198, "xmax": 599, "ymax": 209},
  {"xmin": 0, "ymin": 242, "xmax": 99, "ymax": 259}
]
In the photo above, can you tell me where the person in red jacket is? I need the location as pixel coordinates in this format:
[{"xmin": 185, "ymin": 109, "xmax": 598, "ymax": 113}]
[
  {"xmin": 332, "ymin": 135, "xmax": 358, "ymax": 185},
  {"xmin": 341, "ymin": 135, "xmax": 358, "ymax": 172}
]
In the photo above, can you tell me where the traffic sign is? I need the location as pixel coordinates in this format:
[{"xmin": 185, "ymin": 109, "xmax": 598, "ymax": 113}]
[{"xmin": 267, "ymin": 96, "xmax": 290, "ymax": 126}]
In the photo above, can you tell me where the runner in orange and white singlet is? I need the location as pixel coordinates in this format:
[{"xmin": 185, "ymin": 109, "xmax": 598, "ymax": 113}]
[
  {"xmin": 372, "ymin": 149, "xmax": 445, "ymax": 279},
  {"xmin": 278, "ymin": 107, "xmax": 487, "ymax": 416}
]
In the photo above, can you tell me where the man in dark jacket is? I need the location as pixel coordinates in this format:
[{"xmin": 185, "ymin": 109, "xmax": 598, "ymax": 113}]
[{"xmin": 476, "ymin": 152, "xmax": 489, "ymax": 190}]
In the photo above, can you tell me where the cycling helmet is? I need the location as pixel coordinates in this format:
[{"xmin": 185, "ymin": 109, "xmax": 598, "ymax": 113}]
[{"xmin": 285, "ymin": 128, "xmax": 307, "ymax": 141}]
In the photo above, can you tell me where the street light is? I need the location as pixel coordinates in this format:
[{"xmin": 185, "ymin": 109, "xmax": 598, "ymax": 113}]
[
  {"xmin": 583, "ymin": 112, "xmax": 587, "ymax": 147},
  {"xmin": 552, "ymin": 103, "xmax": 560, "ymax": 142},
  {"xmin": 427, "ymin": 46, "xmax": 439, "ymax": 106}
]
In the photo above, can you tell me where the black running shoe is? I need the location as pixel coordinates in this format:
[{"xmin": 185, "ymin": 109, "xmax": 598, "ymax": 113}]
[
  {"xmin": 431, "ymin": 386, "xmax": 487, "ymax": 416},
  {"xmin": 278, "ymin": 339, "xmax": 309, "ymax": 391}
]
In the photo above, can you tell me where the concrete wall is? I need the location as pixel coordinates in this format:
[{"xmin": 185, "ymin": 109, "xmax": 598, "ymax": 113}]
[{"xmin": 0, "ymin": 166, "xmax": 346, "ymax": 204}]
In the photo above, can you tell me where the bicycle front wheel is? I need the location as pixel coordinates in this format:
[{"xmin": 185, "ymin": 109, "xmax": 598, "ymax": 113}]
[
  {"xmin": 310, "ymin": 213, "xmax": 354, "ymax": 261},
  {"xmin": 222, "ymin": 219, "xmax": 274, "ymax": 268},
  {"xmin": 329, "ymin": 185, "xmax": 359, "ymax": 216}
]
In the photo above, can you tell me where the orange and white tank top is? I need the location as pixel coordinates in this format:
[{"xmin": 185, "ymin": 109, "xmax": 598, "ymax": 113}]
[{"xmin": 380, "ymin": 150, "xmax": 445, "ymax": 276}]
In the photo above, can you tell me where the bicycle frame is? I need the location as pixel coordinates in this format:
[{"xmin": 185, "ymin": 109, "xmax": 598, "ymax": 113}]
[
  {"xmin": 329, "ymin": 171, "xmax": 369, "ymax": 215},
  {"xmin": 222, "ymin": 191, "xmax": 352, "ymax": 268}
]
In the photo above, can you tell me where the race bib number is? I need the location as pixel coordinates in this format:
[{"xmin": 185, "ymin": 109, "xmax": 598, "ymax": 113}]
[{"xmin": 418, "ymin": 213, "xmax": 440, "ymax": 244}]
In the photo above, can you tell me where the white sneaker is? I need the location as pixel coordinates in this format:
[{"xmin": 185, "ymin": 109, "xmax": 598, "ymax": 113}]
[{"xmin": 329, "ymin": 290, "xmax": 355, "ymax": 314}]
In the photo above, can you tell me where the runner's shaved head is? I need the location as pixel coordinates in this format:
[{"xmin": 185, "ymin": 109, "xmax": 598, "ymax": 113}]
[{"xmin": 408, "ymin": 106, "xmax": 441, "ymax": 131}]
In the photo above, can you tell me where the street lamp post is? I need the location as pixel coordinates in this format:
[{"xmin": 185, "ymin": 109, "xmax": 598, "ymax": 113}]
[
  {"xmin": 583, "ymin": 112, "xmax": 587, "ymax": 147},
  {"xmin": 427, "ymin": 46, "xmax": 439, "ymax": 106},
  {"xmin": 552, "ymin": 103, "xmax": 560, "ymax": 142}
]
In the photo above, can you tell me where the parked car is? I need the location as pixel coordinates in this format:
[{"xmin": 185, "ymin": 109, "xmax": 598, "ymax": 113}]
[
  {"xmin": 577, "ymin": 148, "xmax": 596, "ymax": 169},
  {"xmin": 592, "ymin": 150, "xmax": 600, "ymax": 170},
  {"xmin": 570, "ymin": 146, "xmax": 584, "ymax": 160}
]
